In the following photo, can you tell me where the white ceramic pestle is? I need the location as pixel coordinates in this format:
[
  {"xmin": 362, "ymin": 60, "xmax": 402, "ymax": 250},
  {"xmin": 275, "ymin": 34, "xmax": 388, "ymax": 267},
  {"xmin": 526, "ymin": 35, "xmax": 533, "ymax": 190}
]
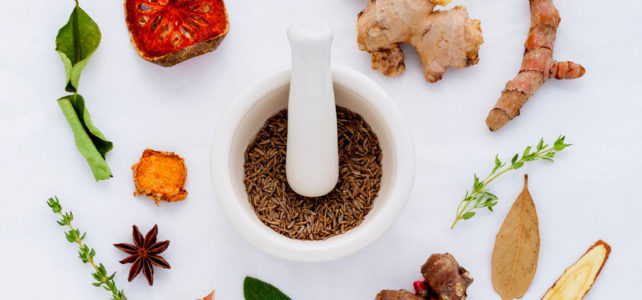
[{"xmin": 286, "ymin": 21, "xmax": 339, "ymax": 197}]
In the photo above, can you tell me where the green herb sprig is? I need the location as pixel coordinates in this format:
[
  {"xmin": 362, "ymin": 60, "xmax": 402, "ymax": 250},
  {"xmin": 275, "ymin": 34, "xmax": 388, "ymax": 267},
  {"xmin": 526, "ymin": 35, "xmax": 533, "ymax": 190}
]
[
  {"xmin": 56, "ymin": 0, "xmax": 113, "ymax": 181},
  {"xmin": 47, "ymin": 197, "xmax": 126, "ymax": 300},
  {"xmin": 451, "ymin": 136, "xmax": 571, "ymax": 229}
]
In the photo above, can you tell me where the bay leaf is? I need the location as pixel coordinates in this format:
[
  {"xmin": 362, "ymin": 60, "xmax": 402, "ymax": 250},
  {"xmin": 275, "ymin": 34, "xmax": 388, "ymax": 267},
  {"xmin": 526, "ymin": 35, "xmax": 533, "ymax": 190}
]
[
  {"xmin": 492, "ymin": 174, "xmax": 540, "ymax": 300},
  {"xmin": 55, "ymin": 5, "xmax": 101, "ymax": 92},
  {"xmin": 58, "ymin": 93, "xmax": 112, "ymax": 181}
]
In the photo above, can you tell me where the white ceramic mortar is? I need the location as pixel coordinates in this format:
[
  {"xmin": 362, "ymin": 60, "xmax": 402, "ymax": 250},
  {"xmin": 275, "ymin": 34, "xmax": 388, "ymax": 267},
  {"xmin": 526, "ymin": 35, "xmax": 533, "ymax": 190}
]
[{"xmin": 210, "ymin": 66, "xmax": 415, "ymax": 262}]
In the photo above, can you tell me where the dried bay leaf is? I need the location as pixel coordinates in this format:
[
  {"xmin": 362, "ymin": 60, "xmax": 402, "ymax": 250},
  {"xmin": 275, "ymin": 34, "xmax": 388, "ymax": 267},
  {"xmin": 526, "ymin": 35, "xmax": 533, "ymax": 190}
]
[{"xmin": 492, "ymin": 175, "xmax": 540, "ymax": 300}]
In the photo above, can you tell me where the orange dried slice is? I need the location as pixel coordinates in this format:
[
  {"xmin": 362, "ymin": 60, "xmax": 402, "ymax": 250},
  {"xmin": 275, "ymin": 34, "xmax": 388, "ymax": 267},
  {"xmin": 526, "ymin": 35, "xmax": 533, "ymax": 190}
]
[
  {"xmin": 124, "ymin": 0, "xmax": 229, "ymax": 66},
  {"xmin": 132, "ymin": 149, "xmax": 188, "ymax": 205}
]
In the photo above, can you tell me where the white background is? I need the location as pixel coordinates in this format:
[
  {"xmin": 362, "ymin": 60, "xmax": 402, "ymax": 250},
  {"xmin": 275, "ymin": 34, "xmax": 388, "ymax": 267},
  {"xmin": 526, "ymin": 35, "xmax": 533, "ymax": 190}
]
[{"xmin": 1, "ymin": 0, "xmax": 641, "ymax": 299}]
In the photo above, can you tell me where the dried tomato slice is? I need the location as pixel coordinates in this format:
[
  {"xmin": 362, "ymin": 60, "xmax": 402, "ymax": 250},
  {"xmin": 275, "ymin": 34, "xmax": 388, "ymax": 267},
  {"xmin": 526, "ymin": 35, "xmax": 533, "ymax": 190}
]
[{"xmin": 124, "ymin": 0, "xmax": 229, "ymax": 66}]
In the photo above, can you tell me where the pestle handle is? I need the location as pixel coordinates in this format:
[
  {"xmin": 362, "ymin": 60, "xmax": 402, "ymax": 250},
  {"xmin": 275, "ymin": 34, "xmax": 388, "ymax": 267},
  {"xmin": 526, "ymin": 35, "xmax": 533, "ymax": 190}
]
[{"xmin": 286, "ymin": 21, "xmax": 339, "ymax": 197}]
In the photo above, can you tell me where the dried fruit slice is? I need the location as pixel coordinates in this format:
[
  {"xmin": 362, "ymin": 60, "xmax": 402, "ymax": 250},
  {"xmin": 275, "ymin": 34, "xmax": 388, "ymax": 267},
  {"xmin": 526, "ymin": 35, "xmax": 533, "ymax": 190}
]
[
  {"xmin": 541, "ymin": 240, "xmax": 611, "ymax": 300},
  {"xmin": 132, "ymin": 149, "xmax": 188, "ymax": 205},
  {"xmin": 124, "ymin": 0, "xmax": 229, "ymax": 66}
]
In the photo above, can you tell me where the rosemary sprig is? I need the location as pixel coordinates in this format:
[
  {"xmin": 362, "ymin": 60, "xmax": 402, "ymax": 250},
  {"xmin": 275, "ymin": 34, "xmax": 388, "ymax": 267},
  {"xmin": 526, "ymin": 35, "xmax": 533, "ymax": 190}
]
[
  {"xmin": 47, "ymin": 197, "xmax": 127, "ymax": 300},
  {"xmin": 451, "ymin": 136, "xmax": 571, "ymax": 229}
]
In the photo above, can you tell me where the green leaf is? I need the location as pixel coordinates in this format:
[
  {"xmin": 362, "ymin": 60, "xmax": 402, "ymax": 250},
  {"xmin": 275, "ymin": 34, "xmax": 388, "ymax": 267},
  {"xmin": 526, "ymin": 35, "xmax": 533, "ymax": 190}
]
[
  {"xmin": 244, "ymin": 276, "xmax": 291, "ymax": 300},
  {"xmin": 473, "ymin": 174, "xmax": 481, "ymax": 191},
  {"xmin": 493, "ymin": 154, "xmax": 505, "ymax": 173},
  {"xmin": 553, "ymin": 136, "xmax": 572, "ymax": 151},
  {"xmin": 554, "ymin": 143, "xmax": 571, "ymax": 151},
  {"xmin": 537, "ymin": 138, "xmax": 545, "ymax": 150},
  {"xmin": 484, "ymin": 191, "xmax": 497, "ymax": 199},
  {"xmin": 511, "ymin": 154, "xmax": 519, "ymax": 164},
  {"xmin": 58, "ymin": 94, "xmax": 112, "ymax": 181},
  {"xmin": 55, "ymin": 5, "xmax": 101, "ymax": 92},
  {"xmin": 48, "ymin": 197, "xmax": 63, "ymax": 213},
  {"xmin": 463, "ymin": 211, "xmax": 476, "ymax": 220}
]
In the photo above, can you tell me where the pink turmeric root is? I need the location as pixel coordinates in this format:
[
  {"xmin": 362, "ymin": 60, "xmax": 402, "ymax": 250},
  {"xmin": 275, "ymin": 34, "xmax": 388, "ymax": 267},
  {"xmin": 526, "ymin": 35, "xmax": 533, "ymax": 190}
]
[{"xmin": 486, "ymin": 0, "xmax": 585, "ymax": 132}]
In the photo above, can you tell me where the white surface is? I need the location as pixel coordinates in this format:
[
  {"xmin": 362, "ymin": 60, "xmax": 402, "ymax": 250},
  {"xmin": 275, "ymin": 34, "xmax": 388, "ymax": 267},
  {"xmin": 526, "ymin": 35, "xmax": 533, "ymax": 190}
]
[
  {"xmin": 286, "ymin": 21, "xmax": 339, "ymax": 197},
  {"xmin": 210, "ymin": 66, "xmax": 415, "ymax": 262},
  {"xmin": 1, "ymin": 0, "xmax": 641, "ymax": 299}
]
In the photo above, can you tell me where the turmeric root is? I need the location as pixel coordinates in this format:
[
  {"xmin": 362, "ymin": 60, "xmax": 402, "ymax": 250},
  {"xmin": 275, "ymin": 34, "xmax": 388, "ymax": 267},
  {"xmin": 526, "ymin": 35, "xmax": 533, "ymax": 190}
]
[
  {"xmin": 357, "ymin": 0, "xmax": 483, "ymax": 82},
  {"xmin": 486, "ymin": 0, "xmax": 585, "ymax": 131},
  {"xmin": 541, "ymin": 240, "xmax": 611, "ymax": 300}
]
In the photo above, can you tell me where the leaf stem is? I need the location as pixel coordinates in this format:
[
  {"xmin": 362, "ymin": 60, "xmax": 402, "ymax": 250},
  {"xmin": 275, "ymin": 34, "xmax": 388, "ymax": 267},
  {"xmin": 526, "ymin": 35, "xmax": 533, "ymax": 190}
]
[
  {"xmin": 47, "ymin": 197, "xmax": 127, "ymax": 300},
  {"xmin": 450, "ymin": 136, "xmax": 571, "ymax": 229}
]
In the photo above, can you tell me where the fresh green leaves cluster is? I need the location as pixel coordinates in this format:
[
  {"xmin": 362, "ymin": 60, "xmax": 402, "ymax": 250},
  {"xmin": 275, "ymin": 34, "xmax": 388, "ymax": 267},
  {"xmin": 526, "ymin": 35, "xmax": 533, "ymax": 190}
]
[
  {"xmin": 56, "ymin": 1, "xmax": 113, "ymax": 181},
  {"xmin": 47, "ymin": 197, "xmax": 127, "ymax": 300},
  {"xmin": 56, "ymin": 1, "xmax": 101, "ymax": 93},
  {"xmin": 244, "ymin": 276, "xmax": 291, "ymax": 300},
  {"xmin": 451, "ymin": 136, "xmax": 572, "ymax": 229}
]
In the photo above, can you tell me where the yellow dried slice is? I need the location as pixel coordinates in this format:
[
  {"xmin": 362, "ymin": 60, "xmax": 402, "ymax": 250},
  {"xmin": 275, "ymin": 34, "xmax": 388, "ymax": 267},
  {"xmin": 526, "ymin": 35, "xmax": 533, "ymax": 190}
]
[{"xmin": 541, "ymin": 240, "xmax": 611, "ymax": 300}]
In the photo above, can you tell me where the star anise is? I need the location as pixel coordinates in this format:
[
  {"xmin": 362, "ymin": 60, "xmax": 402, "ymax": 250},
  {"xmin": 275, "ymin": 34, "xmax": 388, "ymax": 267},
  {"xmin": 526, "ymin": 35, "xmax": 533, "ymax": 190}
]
[{"xmin": 114, "ymin": 224, "xmax": 171, "ymax": 286}]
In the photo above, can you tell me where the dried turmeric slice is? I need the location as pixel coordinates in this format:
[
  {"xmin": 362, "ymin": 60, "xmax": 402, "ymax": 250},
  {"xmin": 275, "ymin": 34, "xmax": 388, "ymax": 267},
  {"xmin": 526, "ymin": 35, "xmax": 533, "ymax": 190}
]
[
  {"xmin": 132, "ymin": 149, "xmax": 188, "ymax": 205},
  {"xmin": 541, "ymin": 240, "xmax": 611, "ymax": 300}
]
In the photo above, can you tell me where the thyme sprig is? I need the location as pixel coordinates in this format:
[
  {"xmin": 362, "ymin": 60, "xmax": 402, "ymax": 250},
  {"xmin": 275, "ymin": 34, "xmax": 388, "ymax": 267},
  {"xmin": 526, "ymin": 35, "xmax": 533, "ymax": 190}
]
[
  {"xmin": 47, "ymin": 197, "xmax": 127, "ymax": 300},
  {"xmin": 451, "ymin": 136, "xmax": 571, "ymax": 229}
]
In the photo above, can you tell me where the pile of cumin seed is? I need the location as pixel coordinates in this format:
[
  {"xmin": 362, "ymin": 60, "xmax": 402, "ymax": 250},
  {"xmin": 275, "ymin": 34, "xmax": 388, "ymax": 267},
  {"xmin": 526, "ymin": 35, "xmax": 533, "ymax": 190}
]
[{"xmin": 243, "ymin": 106, "xmax": 383, "ymax": 240}]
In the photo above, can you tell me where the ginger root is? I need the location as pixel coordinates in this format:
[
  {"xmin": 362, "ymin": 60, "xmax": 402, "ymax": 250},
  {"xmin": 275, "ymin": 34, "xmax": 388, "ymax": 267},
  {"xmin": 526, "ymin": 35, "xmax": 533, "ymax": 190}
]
[
  {"xmin": 375, "ymin": 253, "xmax": 473, "ymax": 300},
  {"xmin": 357, "ymin": 0, "xmax": 483, "ymax": 82},
  {"xmin": 486, "ymin": 0, "xmax": 585, "ymax": 131},
  {"xmin": 375, "ymin": 289, "xmax": 424, "ymax": 300},
  {"xmin": 541, "ymin": 240, "xmax": 611, "ymax": 300},
  {"xmin": 422, "ymin": 253, "xmax": 473, "ymax": 300}
]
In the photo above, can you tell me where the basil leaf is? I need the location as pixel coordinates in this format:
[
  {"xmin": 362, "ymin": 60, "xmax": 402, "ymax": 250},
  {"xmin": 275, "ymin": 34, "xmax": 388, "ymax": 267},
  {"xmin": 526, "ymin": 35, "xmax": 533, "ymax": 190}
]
[
  {"xmin": 55, "ymin": 5, "xmax": 101, "ymax": 92},
  {"xmin": 58, "ymin": 94, "xmax": 113, "ymax": 181},
  {"xmin": 243, "ymin": 277, "xmax": 291, "ymax": 300}
]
